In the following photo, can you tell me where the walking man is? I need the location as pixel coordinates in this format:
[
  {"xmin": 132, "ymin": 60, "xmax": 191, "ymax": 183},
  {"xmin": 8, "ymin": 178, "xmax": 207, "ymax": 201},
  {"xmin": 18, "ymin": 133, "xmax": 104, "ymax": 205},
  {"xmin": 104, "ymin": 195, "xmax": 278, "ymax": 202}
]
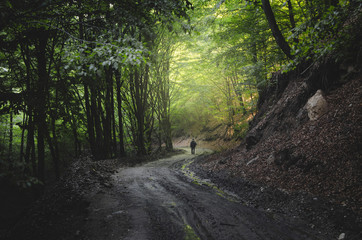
[{"xmin": 190, "ymin": 138, "xmax": 197, "ymax": 154}]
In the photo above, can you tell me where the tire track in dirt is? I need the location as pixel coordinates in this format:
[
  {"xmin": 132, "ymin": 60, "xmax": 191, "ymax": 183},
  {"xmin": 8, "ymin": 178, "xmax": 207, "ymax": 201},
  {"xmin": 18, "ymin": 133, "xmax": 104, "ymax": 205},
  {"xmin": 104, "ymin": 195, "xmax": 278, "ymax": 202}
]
[{"xmin": 85, "ymin": 148, "xmax": 322, "ymax": 240}]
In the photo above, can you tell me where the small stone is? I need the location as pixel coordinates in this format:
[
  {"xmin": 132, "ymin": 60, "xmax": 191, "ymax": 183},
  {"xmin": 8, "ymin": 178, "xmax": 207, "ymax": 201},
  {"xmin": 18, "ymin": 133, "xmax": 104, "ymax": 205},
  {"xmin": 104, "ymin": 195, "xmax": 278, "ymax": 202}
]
[
  {"xmin": 338, "ymin": 233, "xmax": 345, "ymax": 239},
  {"xmin": 112, "ymin": 210, "xmax": 124, "ymax": 215},
  {"xmin": 267, "ymin": 154, "xmax": 275, "ymax": 164},
  {"xmin": 246, "ymin": 155, "xmax": 259, "ymax": 166}
]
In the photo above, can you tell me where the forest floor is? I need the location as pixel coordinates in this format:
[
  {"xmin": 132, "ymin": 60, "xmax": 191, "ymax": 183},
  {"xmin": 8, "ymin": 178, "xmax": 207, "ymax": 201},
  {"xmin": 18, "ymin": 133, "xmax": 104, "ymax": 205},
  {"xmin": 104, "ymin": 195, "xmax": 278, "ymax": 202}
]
[{"xmin": 6, "ymin": 147, "xmax": 359, "ymax": 240}]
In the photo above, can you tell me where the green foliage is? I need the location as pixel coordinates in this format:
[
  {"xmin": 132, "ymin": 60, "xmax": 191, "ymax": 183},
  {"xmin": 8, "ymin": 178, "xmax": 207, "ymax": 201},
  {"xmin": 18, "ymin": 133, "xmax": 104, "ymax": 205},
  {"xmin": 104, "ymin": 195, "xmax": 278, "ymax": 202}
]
[
  {"xmin": 283, "ymin": 0, "xmax": 361, "ymax": 71},
  {"xmin": 0, "ymin": 0, "xmax": 193, "ymax": 183},
  {"xmin": 63, "ymin": 36, "xmax": 148, "ymax": 77},
  {"xmin": 289, "ymin": 2, "xmax": 351, "ymax": 64}
]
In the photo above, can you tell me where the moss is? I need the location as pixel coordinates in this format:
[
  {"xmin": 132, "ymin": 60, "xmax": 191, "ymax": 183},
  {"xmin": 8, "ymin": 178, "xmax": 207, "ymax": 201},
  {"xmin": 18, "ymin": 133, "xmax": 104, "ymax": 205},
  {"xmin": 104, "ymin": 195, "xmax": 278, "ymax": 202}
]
[
  {"xmin": 184, "ymin": 224, "xmax": 200, "ymax": 240},
  {"xmin": 181, "ymin": 159, "xmax": 238, "ymax": 203}
]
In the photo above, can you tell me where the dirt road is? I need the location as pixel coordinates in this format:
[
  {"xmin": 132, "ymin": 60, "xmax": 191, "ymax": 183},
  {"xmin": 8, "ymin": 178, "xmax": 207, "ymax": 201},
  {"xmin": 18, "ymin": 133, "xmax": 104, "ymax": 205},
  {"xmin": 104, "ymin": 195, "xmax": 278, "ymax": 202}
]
[{"xmin": 83, "ymin": 148, "xmax": 321, "ymax": 240}]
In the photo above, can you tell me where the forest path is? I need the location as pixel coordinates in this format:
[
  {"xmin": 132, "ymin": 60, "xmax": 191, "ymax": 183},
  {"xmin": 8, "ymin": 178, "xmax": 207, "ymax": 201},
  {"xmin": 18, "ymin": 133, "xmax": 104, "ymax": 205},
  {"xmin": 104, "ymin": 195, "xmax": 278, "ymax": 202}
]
[{"xmin": 82, "ymin": 148, "xmax": 319, "ymax": 240}]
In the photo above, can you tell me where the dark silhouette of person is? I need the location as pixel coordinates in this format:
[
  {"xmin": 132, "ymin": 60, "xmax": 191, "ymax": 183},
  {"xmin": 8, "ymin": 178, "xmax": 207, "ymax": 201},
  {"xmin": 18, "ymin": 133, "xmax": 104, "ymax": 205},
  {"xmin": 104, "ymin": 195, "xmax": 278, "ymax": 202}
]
[{"xmin": 190, "ymin": 138, "xmax": 197, "ymax": 154}]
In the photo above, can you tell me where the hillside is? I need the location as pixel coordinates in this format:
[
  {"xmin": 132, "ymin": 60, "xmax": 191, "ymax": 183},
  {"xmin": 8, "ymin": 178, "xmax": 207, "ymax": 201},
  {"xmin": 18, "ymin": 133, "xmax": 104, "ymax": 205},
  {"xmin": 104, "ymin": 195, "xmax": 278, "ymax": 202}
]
[{"xmin": 189, "ymin": 58, "xmax": 362, "ymax": 238}]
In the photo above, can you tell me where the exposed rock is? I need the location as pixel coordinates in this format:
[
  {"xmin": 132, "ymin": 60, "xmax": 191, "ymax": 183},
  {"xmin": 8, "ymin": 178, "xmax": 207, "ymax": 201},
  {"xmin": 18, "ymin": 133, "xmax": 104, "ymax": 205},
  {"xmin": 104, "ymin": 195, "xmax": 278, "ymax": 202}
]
[
  {"xmin": 305, "ymin": 90, "xmax": 328, "ymax": 121},
  {"xmin": 338, "ymin": 232, "xmax": 346, "ymax": 239}
]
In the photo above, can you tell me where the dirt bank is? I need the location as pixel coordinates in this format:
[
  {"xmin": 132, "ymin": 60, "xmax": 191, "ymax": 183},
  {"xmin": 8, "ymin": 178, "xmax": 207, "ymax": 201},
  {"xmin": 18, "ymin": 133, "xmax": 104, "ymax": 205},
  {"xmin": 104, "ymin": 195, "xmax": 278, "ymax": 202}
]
[{"xmin": 189, "ymin": 65, "xmax": 362, "ymax": 239}]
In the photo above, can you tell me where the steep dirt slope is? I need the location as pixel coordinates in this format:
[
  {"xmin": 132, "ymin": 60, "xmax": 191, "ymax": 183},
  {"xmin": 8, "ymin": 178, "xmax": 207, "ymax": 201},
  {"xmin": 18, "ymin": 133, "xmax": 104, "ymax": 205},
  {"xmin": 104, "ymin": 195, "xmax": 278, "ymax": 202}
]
[
  {"xmin": 190, "ymin": 60, "xmax": 362, "ymax": 238},
  {"xmin": 245, "ymin": 64, "xmax": 361, "ymax": 211}
]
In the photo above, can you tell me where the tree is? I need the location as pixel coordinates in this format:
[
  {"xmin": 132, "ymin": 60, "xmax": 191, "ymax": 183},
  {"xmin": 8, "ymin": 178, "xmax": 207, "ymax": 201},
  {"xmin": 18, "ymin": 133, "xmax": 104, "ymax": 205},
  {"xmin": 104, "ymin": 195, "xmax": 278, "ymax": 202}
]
[
  {"xmin": 0, "ymin": 0, "xmax": 193, "ymax": 185},
  {"xmin": 260, "ymin": 0, "xmax": 293, "ymax": 59}
]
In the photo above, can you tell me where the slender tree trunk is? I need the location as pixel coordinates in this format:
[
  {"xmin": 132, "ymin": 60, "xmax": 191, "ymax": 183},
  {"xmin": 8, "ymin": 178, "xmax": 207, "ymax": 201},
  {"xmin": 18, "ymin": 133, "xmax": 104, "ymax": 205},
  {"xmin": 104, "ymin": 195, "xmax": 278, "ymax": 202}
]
[
  {"xmin": 249, "ymin": 84, "xmax": 256, "ymax": 116},
  {"xmin": 8, "ymin": 108, "xmax": 13, "ymax": 169},
  {"xmin": 35, "ymin": 30, "xmax": 49, "ymax": 183},
  {"xmin": 135, "ymin": 69, "xmax": 146, "ymax": 155},
  {"xmin": 287, "ymin": 0, "xmax": 296, "ymax": 29},
  {"xmin": 157, "ymin": 115, "xmax": 162, "ymax": 150},
  {"xmin": 287, "ymin": 0, "xmax": 298, "ymax": 43},
  {"xmin": 91, "ymin": 87, "xmax": 102, "ymax": 159},
  {"xmin": 129, "ymin": 67, "xmax": 147, "ymax": 155},
  {"xmin": 238, "ymin": 93, "xmax": 247, "ymax": 115},
  {"xmin": 21, "ymin": 41, "xmax": 33, "ymax": 175},
  {"xmin": 46, "ymin": 126, "xmax": 59, "ymax": 179},
  {"xmin": 104, "ymin": 67, "xmax": 113, "ymax": 158},
  {"xmin": 162, "ymin": 68, "xmax": 173, "ymax": 150},
  {"xmin": 111, "ymin": 82, "xmax": 117, "ymax": 157},
  {"xmin": 52, "ymin": 117, "xmax": 60, "ymax": 167},
  {"xmin": 19, "ymin": 113, "xmax": 26, "ymax": 164},
  {"xmin": 71, "ymin": 116, "xmax": 80, "ymax": 156},
  {"xmin": 52, "ymin": 82, "xmax": 60, "ymax": 172},
  {"xmin": 230, "ymin": 75, "xmax": 247, "ymax": 115},
  {"xmin": 25, "ymin": 113, "xmax": 34, "ymax": 175},
  {"xmin": 115, "ymin": 71, "xmax": 125, "ymax": 156},
  {"xmin": 261, "ymin": 0, "xmax": 294, "ymax": 59},
  {"xmin": 31, "ymin": 134, "xmax": 36, "ymax": 177},
  {"xmin": 97, "ymin": 90, "xmax": 105, "ymax": 158},
  {"xmin": 84, "ymin": 84, "xmax": 96, "ymax": 156}
]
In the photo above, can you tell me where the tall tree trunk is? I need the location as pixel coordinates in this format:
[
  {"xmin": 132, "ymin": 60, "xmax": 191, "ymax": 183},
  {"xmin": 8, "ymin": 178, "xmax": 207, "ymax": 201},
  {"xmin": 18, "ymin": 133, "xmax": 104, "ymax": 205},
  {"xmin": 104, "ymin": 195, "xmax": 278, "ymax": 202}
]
[
  {"xmin": 46, "ymin": 126, "xmax": 59, "ymax": 179},
  {"xmin": 230, "ymin": 75, "xmax": 247, "ymax": 115},
  {"xmin": 287, "ymin": 0, "xmax": 296, "ymax": 29},
  {"xmin": 287, "ymin": 0, "xmax": 298, "ymax": 43},
  {"xmin": 52, "ymin": 116, "xmax": 61, "ymax": 168},
  {"xmin": 157, "ymin": 115, "xmax": 162, "ymax": 150},
  {"xmin": 162, "ymin": 65, "xmax": 173, "ymax": 151},
  {"xmin": 19, "ymin": 113, "xmax": 26, "ymax": 164},
  {"xmin": 91, "ymin": 87, "xmax": 103, "ymax": 159},
  {"xmin": 8, "ymin": 108, "xmax": 13, "ymax": 169},
  {"xmin": 261, "ymin": 0, "xmax": 294, "ymax": 59},
  {"xmin": 21, "ymin": 42, "xmax": 32, "ymax": 175},
  {"xmin": 35, "ymin": 30, "xmax": 49, "ymax": 183},
  {"xmin": 31, "ymin": 133, "xmax": 36, "ymax": 177},
  {"xmin": 52, "ymin": 81, "xmax": 60, "ymax": 174},
  {"xmin": 84, "ymin": 84, "xmax": 96, "ymax": 157},
  {"xmin": 129, "ymin": 67, "xmax": 147, "ymax": 155},
  {"xmin": 135, "ymin": 69, "xmax": 146, "ymax": 155},
  {"xmin": 104, "ymin": 67, "xmax": 113, "ymax": 158},
  {"xmin": 97, "ymin": 90, "xmax": 105, "ymax": 158},
  {"xmin": 111, "ymin": 86, "xmax": 117, "ymax": 157},
  {"xmin": 25, "ymin": 113, "xmax": 34, "ymax": 175},
  {"xmin": 115, "ymin": 71, "xmax": 125, "ymax": 156},
  {"xmin": 71, "ymin": 115, "xmax": 80, "ymax": 157}
]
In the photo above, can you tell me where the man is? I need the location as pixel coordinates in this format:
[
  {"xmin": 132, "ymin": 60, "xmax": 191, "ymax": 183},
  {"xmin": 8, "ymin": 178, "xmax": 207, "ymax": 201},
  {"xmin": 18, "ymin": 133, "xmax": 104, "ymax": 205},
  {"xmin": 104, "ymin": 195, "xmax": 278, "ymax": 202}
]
[{"xmin": 190, "ymin": 138, "xmax": 197, "ymax": 154}]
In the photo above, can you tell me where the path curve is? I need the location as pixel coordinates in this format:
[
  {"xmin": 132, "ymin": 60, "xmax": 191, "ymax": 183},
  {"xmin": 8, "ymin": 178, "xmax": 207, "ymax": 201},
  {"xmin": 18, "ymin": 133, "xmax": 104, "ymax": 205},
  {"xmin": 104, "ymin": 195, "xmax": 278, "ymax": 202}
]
[{"xmin": 84, "ymin": 148, "xmax": 320, "ymax": 240}]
